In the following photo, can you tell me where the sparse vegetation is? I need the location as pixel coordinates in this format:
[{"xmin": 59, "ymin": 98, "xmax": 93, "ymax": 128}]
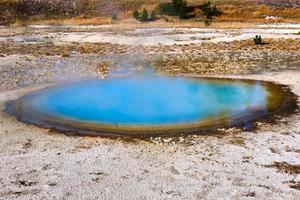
[
  {"xmin": 0, "ymin": 0, "xmax": 146, "ymax": 25},
  {"xmin": 139, "ymin": 8, "xmax": 149, "ymax": 22},
  {"xmin": 228, "ymin": 137, "xmax": 246, "ymax": 146},
  {"xmin": 0, "ymin": 0, "xmax": 300, "ymax": 25},
  {"xmin": 150, "ymin": 10, "xmax": 157, "ymax": 21},
  {"xmin": 0, "ymin": 41, "xmax": 129, "ymax": 57},
  {"xmin": 133, "ymin": 8, "xmax": 157, "ymax": 22},
  {"xmin": 157, "ymin": 0, "xmax": 188, "ymax": 19},
  {"xmin": 133, "ymin": 10, "xmax": 140, "ymax": 20},
  {"xmin": 158, "ymin": 0, "xmax": 222, "ymax": 23},
  {"xmin": 253, "ymin": 35, "xmax": 263, "ymax": 45},
  {"xmin": 264, "ymin": 162, "xmax": 300, "ymax": 175},
  {"xmin": 288, "ymin": 181, "xmax": 300, "ymax": 190},
  {"xmin": 61, "ymin": 52, "xmax": 71, "ymax": 57},
  {"xmin": 172, "ymin": 0, "xmax": 188, "ymax": 19},
  {"xmin": 112, "ymin": 13, "xmax": 118, "ymax": 21},
  {"xmin": 152, "ymin": 38, "xmax": 300, "ymax": 76},
  {"xmin": 199, "ymin": 1, "xmax": 222, "ymax": 26}
]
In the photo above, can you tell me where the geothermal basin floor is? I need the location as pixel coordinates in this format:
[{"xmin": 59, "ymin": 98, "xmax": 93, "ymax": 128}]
[{"xmin": 0, "ymin": 71, "xmax": 299, "ymax": 200}]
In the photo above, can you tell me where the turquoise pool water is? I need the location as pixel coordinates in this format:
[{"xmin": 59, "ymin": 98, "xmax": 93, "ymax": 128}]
[{"xmin": 25, "ymin": 77, "xmax": 268, "ymax": 126}]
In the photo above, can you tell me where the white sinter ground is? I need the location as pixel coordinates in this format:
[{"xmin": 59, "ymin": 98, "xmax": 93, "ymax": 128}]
[
  {"xmin": 0, "ymin": 24, "xmax": 300, "ymax": 45},
  {"xmin": 0, "ymin": 23, "xmax": 299, "ymax": 200}
]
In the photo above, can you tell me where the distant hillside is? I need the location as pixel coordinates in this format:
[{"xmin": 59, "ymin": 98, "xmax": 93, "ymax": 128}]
[
  {"xmin": 0, "ymin": 0, "xmax": 145, "ymax": 24},
  {"xmin": 1, "ymin": 0, "xmax": 300, "ymax": 25},
  {"xmin": 254, "ymin": 0, "xmax": 300, "ymax": 8}
]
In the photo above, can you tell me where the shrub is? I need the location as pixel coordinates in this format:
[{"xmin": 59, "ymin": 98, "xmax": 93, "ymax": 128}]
[
  {"xmin": 253, "ymin": 35, "xmax": 263, "ymax": 45},
  {"xmin": 150, "ymin": 10, "xmax": 157, "ymax": 21},
  {"xmin": 172, "ymin": 0, "xmax": 187, "ymax": 19},
  {"xmin": 133, "ymin": 10, "xmax": 140, "ymax": 19},
  {"xmin": 204, "ymin": 19, "xmax": 211, "ymax": 26},
  {"xmin": 157, "ymin": 0, "xmax": 187, "ymax": 19},
  {"xmin": 0, "ymin": 10, "xmax": 15, "ymax": 25},
  {"xmin": 139, "ymin": 8, "xmax": 149, "ymax": 22},
  {"xmin": 199, "ymin": 1, "xmax": 222, "ymax": 26},
  {"xmin": 61, "ymin": 51, "xmax": 70, "ymax": 57},
  {"xmin": 133, "ymin": 9, "xmax": 157, "ymax": 22},
  {"xmin": 112, "ymin": 13, "xmax": 118, "ymax": 21},
  {"xmin": 157, "ymin": 3, "xmax": 175, "ymax": 16}
]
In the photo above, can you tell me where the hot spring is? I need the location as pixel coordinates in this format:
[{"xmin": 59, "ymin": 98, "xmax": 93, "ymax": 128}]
[{"xmin": 6, "ymin": 77, "xmax": 292, "ymax": 137}]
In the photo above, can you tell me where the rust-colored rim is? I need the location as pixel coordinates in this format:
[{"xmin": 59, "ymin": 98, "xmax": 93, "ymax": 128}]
[{"xmin": 4, "ymin": 77, "xmax": 299, "ymax": 139}]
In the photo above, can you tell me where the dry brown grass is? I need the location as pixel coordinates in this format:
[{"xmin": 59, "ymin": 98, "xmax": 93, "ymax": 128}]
[
  {"xmin": 264, "ymin": 162, "xmax": 300, "ymax": 175},
  {"xmin": 228, "ymin": 137, "xmax": 246, "ymax": 146},
  {"xmin": 22, "ymin": 17, "xmax": 113, "ymax": 26},
  {"xmin": 137, "ymin": 0, "xmax": 300, "ymax": 23},
  {"xmin": 96, "ymin": 61, "xmax": 111, "ymax": 77},
  {"xmin": 217, "ymin": 4, "xmax": 300, "ymax": 22},
  {"xmin": 1, "ymin": 0, "xmax": 300, "ymax": 25},
  {"xmin": 0, "ymin": 42, "xmax": 128, "ymax": 57},
  {"xmin": 288, "ymin": 181, "xmax": 300, "ymax": 190},
  {"xmin": 151, "ymin": 38, "xmax": 300, "ymax": 76}
]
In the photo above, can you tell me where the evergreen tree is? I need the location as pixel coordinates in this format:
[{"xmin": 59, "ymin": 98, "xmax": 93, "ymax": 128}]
[
  {"xmin": 150, "ymin": 10, "xmax": 157, "ymax": 21},
  {"xmin": 133, "ymin": 10, "xmax": 140, "ymax": 19},
  {"xmin": 139, "ymin": 8, "xmax": 149, "ymax": 22},
  {"xmin": 172, "ymin": 0, "xmax": 187, "ymax": 19},
  {"xmin": 112, "ymin": 13, "xmax": 118, "ymax": 21},
  {"xmin": 200, "ymin": 1, "xmax": 222, "ymax": 26}
]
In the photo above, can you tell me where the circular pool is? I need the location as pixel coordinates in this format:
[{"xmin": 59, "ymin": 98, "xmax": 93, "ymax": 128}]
[{"xmin": 5, "ymin": 77, "xmax": 293, "ymax": 137}]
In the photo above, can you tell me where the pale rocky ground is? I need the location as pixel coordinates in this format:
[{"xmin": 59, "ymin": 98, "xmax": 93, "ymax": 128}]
[
  {"xmin": 1, "ymin": 24, "xmax": 300, "ymax": 46},
  {"xmin": 0, "ymin": 24, "xmax": 299, "ymax": 200}
]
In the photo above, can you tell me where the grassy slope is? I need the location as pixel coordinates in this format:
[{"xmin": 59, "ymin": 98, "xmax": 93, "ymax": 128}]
[{"xmin": 0, "ymin": 0, "xmax": 300, "ymax": 25}]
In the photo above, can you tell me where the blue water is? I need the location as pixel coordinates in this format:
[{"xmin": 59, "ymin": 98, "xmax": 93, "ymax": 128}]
[{"xmin": 29, "ymin": 77, "xmax": 268, "ymax": 126}]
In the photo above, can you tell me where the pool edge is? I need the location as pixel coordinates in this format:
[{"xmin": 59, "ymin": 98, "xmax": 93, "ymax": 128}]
[{"xmin": 4, "ymin": 77, "xmax": 299, "ymax": 139}]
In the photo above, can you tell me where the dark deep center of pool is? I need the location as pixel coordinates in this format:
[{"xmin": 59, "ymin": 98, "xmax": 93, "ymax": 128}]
[{"xmin": 27, "ymin": 77, "xmax": 267, "ymax": 126}]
